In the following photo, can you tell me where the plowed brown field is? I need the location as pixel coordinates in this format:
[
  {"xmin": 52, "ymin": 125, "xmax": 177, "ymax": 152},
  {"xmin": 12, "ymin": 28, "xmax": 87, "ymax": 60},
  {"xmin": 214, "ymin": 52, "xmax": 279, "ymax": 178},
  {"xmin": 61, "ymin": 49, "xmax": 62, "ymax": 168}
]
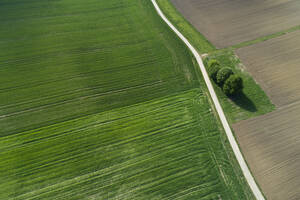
[
  {"xmin": 234, "ymin": 30, "xmax": 300, "ymax": 200},
  {"xmin": 171, "ymin": 0, "xmax": 300, "ymax": 48},
  {"xmin": 233, "ymin": 102, "xmax": 300, "ymax": 200},
  {"xmin": 236, "ymin": 31, "xmax": 300, "ymax": 107}
]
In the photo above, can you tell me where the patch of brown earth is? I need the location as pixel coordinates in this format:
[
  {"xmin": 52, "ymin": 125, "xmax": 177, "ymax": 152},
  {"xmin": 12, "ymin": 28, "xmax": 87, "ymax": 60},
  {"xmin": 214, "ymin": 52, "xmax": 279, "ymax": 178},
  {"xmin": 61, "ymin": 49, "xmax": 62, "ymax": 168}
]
[{"xmin": 171, "ymin": 0, "xmax": 300, "ymax": 48}]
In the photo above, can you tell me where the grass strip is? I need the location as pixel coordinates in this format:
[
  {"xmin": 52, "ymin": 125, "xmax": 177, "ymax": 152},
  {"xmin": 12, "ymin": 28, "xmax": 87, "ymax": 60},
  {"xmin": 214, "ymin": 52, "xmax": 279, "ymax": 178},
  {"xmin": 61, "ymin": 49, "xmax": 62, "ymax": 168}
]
[
  {"xmin": 156, "ymin": 0, "xmax": 215, "ymax": 53},
  {"xmin": 231, "ymin": 25, "xmax": 300, "ymax": 49}
]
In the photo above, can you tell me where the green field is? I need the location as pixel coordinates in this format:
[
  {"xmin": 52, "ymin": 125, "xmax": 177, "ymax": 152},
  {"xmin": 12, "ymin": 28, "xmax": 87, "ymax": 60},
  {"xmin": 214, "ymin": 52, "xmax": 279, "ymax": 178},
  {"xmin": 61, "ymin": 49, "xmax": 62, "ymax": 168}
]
[
  {"xmin": 0, "ymin": 0, "xmax": 253, "ymax": 199},
  {"xmin": 0, "ymin": 0, "xmax": 199, "ymax": 136},
  {"xmin": 1, "ymin": 89, "xmax": 253, "ymax": 199}
]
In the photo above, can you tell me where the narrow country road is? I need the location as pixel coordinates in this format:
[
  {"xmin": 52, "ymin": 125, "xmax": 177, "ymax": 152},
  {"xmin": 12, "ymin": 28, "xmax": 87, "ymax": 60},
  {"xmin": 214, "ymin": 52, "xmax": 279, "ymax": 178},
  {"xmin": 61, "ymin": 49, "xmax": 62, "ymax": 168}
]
[{"xmin": 151, "ymin": 0, "xmax": 265, "ymax": 199}]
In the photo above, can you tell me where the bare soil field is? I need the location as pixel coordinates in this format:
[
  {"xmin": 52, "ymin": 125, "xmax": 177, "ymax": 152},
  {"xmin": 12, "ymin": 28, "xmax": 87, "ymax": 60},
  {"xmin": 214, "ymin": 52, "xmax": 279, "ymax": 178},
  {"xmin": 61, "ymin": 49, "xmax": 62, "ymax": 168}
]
[
  {"xmin": 171, "ymin": 0, "xmax": 300, "ymax": 48},
  {"xmin": 233, "ymin": 31, "xmax": 300, "ymax": 200},
  {"xmin": 236, "ymin": 30, "xmax": 300, "ymax": 108},
  {"xmin": 233, "ymin": 102, "xmax": 300, "ymax": 200}
]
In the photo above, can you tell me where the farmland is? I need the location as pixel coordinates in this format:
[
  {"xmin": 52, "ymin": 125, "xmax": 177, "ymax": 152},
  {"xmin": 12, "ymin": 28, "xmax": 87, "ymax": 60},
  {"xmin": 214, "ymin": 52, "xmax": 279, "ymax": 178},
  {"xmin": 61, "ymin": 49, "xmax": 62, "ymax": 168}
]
[
  {"xmin": 0, "ymin": 89, "xmax": 251, "ymax": 199},
  {"xmin": 0, "ymin": 0, "xmax": 254, "ymax": 199},
  {"xmin": 170, "ymin": 0, "xmax": 300, "ymax": 48},
  {"xmin": 236, "ymin": 31, "xmax": 300, "ymax": 107},
  {"xmin": 234, "ymin": 30, "xmax": 300, "ymax": 200},
  {"xmin": 165, "ymin": 0, "xmax": 300, "ymax": 199},
  {"xmin": 157, "ymin": 0, "xmax": 274, "ymax": 123},
  {"xmin": 233, "ymin": 101, "xmax": 300, "ymax": 200},
  {"xmin": 0, "ymin": 0, "xmax": 198, "ymax": 136}
]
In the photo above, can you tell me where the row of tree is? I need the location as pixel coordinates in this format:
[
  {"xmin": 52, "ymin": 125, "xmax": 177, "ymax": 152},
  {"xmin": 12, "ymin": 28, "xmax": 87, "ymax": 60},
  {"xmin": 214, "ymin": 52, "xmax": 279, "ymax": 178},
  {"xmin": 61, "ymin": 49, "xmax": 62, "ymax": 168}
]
[{"xmin": 207, "ymin": 59, "xmax": 243, "ymax": 96}]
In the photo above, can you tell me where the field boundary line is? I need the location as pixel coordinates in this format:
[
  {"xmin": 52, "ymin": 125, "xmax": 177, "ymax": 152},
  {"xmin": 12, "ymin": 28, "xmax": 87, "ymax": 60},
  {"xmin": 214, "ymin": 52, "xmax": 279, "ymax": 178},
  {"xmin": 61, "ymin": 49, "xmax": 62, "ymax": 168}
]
[
  {"xmin": 151, "ymin": 0, "xmax": 265, "ymax": 199},
  {"xmin": 231, "ymin": 25, "xmax": 300, "ymax": 49}
]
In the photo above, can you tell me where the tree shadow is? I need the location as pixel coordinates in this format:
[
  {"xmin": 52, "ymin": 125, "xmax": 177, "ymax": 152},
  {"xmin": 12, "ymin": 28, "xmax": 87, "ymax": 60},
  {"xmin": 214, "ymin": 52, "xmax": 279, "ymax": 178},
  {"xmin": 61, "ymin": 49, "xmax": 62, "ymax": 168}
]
[{"xmin": 229, "ymin": 92, "xmax": 257, "ymax": 112}]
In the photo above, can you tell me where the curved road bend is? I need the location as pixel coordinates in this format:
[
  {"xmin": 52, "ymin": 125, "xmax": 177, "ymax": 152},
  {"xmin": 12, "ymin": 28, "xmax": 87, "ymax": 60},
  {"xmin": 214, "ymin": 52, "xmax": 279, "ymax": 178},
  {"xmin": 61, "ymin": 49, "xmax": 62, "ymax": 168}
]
[{"xmin": 151, "ymin": 0, "xmax": 265, "ymax": 199}]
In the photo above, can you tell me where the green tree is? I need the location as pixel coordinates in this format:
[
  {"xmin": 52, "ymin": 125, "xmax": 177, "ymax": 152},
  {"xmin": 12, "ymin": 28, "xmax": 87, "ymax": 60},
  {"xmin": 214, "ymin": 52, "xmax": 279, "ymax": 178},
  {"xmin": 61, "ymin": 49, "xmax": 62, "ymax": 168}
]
[
  {"xmin": 223, "ymin": 74, "xmax": 243, "ymax": 96},
  {"xmin": 216, "ymin": 67, "xmax": 233, "ymax": 86},
  {"xmin": 207, "ymin": 59, "xmax": 221, "ymax": 82},
  {"xmin": 208, "ymin": 59, "xmax": 220, "ymax": 69}
]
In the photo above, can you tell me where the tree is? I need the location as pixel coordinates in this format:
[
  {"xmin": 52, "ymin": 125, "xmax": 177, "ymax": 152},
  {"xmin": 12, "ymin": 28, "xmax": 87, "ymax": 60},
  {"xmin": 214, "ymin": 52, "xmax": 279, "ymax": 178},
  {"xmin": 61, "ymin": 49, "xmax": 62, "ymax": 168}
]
[
  {"xmin": 207, "ymin": 59, "xmax": 221, "ymax": 82},
  {"xmin": 216, "ymin": 67, "xmax": 233, "ymax": 86},
  {"xmin": 223, "ymin": 74, "xmax": 243, "ymax": 96},
  {"xmin": 208, "ymin": 59, "xmax": 220, "ymax": 69}
]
